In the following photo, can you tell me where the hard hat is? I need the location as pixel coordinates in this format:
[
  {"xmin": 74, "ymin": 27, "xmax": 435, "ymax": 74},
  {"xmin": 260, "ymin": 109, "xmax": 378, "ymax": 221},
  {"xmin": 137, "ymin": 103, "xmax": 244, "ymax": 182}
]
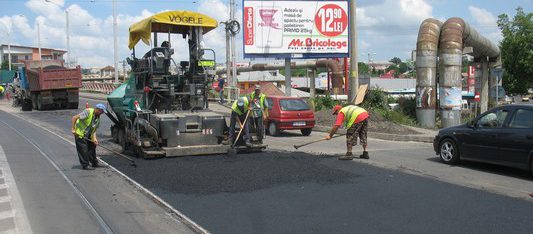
[
  {"xmin": 332, "ymin": 105, "xmax": 342, "ymax": 115},
  {"xmin": 95, "ymin": 103, "xmax": 108, "ymax": 113}
]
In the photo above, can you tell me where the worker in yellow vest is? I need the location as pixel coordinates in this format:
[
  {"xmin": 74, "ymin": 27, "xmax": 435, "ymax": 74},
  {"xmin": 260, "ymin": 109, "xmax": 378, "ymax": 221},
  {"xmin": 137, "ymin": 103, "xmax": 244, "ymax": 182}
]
[
  {"xmin": 249, "ymin": 85, "xmax": 268, "ymax": 144},
  {"xmin": 0, "ymin": 85, "xmax": 4, "ymax": 99},
  {"xmin": 229, "ymin": 96, "xmax": 252, "ymax": 147},
  {"xmin": 325, "ymin": 105, "xmax": 370, "ymax": 160},
  {"xmin": 71, "ymin": 103, "xmax": 107, "ymax": 170}
]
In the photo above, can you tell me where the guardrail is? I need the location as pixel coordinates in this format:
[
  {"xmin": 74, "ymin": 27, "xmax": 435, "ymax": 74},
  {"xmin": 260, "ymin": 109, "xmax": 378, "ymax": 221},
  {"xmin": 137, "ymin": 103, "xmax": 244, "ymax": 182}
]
[{"xmin": 81, "ymin": 82, "xmax": 121, "ymax": 94}]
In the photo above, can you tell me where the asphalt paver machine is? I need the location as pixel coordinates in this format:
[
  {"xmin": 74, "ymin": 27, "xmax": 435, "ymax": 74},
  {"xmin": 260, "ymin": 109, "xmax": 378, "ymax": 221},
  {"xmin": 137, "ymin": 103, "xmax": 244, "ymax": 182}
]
[{"xmin": 107, "ymin": 11, "xmax": 228, "ymax": 158}]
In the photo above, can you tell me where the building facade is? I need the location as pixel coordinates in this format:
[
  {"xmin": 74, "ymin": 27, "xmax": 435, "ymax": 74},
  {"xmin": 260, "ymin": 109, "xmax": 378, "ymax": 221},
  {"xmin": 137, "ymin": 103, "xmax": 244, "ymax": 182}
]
[{"xmin": 0, "ymin": 44, "xmax": 66, "ymax": 68}]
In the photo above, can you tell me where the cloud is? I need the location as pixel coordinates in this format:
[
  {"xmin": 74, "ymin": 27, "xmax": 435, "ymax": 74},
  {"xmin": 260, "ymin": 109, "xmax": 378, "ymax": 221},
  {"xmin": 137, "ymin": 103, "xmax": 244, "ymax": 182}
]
[
  {"xmin": 468, "ymin": 6, "xmax": 502, "ymax": 43},
  {"xmin": 355, "ymin": 0, "xmax": 433, "ymax": 61},
  {"xmin": 2, "ymin": 0, "xmax": 438, "ymax": 67}
]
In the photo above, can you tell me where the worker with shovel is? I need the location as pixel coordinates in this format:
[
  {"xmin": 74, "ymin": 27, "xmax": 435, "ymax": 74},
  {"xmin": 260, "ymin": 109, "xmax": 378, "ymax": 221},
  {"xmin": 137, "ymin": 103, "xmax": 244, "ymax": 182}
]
[
  {"xmin": 249, "ymin": 85, "xmax": 268, "ymax": 144},
  {"xmin": 71, "ymin": 103, "xmax": 107, "ymax": 170},
  {"xmin": 325, "ymin": 105, "xmax": 370, "ymax": 160},
  {"xmin": 228, "ymin": 96, "xmax": 252, "ymax": 147}
]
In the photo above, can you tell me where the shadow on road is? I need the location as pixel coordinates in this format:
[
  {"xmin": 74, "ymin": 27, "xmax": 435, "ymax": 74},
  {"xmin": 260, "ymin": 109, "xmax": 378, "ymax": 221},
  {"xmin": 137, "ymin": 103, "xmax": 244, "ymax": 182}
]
[{"xmin": 426, "ymin": 157, "xmax": 532, "ymax": 181}]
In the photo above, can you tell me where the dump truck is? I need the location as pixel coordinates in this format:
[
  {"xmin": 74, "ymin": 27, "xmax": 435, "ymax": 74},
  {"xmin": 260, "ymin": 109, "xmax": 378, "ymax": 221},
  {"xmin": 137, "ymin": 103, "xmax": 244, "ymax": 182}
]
[{"xmin": 16, "ymin": 60, "xmax": 82, "ymax": 111}]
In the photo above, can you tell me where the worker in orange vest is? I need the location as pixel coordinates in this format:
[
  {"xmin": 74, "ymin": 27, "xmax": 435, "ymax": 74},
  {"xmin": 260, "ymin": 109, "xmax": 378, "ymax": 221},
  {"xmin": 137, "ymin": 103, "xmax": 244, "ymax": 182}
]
[{"xmin": 325, "ymin": 105, "xmax": 370, "ymax": 160}]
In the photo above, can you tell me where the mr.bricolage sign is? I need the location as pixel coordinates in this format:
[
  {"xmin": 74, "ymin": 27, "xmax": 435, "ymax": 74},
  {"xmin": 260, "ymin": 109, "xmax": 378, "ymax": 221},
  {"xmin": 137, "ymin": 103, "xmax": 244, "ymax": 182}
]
[{"xmin": 243, "ymin": 0, "xmax": 349, "ymax": 58}]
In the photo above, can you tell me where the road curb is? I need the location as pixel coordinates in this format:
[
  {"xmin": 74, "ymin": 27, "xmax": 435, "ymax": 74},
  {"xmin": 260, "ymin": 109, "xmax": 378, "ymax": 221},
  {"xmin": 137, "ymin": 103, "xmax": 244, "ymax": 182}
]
[{"xmin": 312, "ymin": 125, "xmax": 434, "ymax": 143}]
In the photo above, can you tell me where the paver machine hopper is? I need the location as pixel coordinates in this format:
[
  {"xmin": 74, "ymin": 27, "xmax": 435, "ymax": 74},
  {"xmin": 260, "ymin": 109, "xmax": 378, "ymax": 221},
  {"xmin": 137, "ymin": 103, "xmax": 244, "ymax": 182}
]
[{"xmin": 107, "ymin": 11, "xmax": 228, "ymax": 158}]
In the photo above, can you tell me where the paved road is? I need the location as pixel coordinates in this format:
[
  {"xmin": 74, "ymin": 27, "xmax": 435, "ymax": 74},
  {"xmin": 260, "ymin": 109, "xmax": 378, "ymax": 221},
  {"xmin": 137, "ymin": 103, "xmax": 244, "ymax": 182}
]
[
  {"xmin": 2, "ymin": 98, "xmax": 533, "ymax": 233},
  {"xmin": 0, "ymin": 101, "xmax": 195, "ymax": 233}
]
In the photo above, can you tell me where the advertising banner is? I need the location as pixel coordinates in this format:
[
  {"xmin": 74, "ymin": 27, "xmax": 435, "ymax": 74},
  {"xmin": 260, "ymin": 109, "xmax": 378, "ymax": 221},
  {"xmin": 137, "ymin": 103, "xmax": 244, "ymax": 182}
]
[{"xmin": 243, "ymin": 0, "xmax": 349, "ymax": 58}]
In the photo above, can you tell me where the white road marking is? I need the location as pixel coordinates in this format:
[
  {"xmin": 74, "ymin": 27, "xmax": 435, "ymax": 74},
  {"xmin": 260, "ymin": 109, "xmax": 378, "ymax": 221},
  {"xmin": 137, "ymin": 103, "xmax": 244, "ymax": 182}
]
[{"xmin": 0, "ymin": 146, "xmax": 33, "ymax": 234}]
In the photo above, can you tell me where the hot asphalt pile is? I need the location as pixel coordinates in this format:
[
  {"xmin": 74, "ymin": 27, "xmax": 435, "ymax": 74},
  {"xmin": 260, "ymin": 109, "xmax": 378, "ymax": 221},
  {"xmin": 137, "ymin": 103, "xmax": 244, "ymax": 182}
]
[{"xmin": 101, "ymin": 151, "xmax": 357, "ymax": 195}]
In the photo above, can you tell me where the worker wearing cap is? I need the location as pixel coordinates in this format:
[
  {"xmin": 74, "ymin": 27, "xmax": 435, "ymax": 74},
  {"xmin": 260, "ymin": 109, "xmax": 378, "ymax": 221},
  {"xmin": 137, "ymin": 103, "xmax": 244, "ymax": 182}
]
[
  {"xmin": 325, "ymin": 105, "xmax": 370, "ymax": 160},
  {"xmin": 71, "ymin": 103, "xmax": 107, "ymax": 170},
  {"xmin": 229, "ymin": 96, "xmax": 252, "ymax": 146},
  {"xmin": 249, "ymin": 84, "xmax": 268, "ymax": 144}
]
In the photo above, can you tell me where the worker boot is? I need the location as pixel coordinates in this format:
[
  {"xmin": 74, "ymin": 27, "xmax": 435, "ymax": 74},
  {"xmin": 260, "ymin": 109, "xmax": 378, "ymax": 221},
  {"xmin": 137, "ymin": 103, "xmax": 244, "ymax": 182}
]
[
  {"xmin": 360, "ymin": 151, "xmax": 370, "ymax": 159},
  {"xmin": 338, "ymin": 152, "xmax": 354, "ymax": 160}
]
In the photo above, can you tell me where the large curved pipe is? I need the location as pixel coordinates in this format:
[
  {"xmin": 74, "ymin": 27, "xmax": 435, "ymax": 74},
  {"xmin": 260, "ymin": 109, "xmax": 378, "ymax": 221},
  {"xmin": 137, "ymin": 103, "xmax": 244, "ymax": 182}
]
[
  {"xmin": 439, "ymin": 17, "xmax": 500, "ymax": 128},
  {"xmin": 415, "ymin": 18, "xmax": 442, "ymax": 128},
  {"xmin": 216, "ymin": 59, "xmax": 345, "ymax": 94}
]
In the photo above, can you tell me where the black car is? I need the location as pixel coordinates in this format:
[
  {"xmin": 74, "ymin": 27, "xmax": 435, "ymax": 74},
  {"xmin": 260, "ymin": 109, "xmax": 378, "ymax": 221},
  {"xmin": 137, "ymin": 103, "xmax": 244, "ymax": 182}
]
[{"xmin": 434, "ymin": 104, "xmax": 533, "ymax": 175}]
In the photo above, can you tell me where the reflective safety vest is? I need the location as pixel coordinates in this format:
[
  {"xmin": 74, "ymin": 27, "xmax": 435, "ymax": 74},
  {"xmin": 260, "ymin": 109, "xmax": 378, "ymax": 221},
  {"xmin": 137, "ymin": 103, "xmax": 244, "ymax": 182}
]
[
  {"xmin": 339, "ymin": 105, "xmax": 368, "ymax": 129},
  {"xmin": 231, "ymin": 97, "xmax": 249, "ymax": 116},
  {"xmin": 0, "ymin": 86, "xmax": 4, "ymax": 94},
  {"xmin": 250, "ymin": 92, "xmax": 267, "ymax": 110},
  {"xmin": 75, "ymin": 108, "xmax": 100, "ymax": 139}
]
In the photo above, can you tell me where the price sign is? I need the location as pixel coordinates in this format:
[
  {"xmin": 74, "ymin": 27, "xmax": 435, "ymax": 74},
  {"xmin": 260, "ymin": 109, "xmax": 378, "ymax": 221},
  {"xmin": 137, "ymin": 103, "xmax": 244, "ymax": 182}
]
[{"xmin": 314, "ymin": 4, "xmax": 348, "ymax": 37}]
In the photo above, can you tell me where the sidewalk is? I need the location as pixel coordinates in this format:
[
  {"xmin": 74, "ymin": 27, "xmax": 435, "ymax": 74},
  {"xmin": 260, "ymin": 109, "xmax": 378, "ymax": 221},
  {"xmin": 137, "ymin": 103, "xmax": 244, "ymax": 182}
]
[{"xmin": 80, "ymin": 92, "xmax": 436, "ymax": 143}]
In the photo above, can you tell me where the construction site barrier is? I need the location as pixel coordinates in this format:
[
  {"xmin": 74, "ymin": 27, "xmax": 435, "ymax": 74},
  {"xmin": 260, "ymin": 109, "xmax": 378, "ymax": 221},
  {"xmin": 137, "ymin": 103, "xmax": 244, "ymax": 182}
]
[{"xmin": 81, "ymin": 82, "xmax": 121, "ymax": 94}]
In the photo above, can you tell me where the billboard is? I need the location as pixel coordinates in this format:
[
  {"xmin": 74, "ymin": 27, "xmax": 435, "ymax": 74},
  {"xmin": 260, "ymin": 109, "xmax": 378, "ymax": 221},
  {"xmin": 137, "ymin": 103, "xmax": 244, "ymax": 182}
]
[{"xmin": 243, "ymin": 0, "xmax": 349, "ymax": 58}]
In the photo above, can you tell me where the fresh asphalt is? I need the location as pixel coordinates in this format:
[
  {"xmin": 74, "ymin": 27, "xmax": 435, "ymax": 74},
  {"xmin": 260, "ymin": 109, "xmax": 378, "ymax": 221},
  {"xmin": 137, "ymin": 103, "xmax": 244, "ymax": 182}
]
[{"xmin": 4, "ymin": 97, "xmax": 533, "ymax": 233}]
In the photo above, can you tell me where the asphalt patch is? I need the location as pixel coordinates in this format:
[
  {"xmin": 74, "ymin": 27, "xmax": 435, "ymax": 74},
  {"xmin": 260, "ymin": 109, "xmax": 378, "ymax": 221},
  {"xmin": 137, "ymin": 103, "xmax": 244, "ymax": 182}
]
[{"xmin": 101, "ymin": 151, "xmax": 358, "ymax": 195}]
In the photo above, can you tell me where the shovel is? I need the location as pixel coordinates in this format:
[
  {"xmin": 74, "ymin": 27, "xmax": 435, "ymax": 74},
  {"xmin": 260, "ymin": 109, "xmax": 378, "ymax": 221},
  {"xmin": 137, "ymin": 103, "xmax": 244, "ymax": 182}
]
[
  {"xmin": 84, "ymin": 137, "xmax": 137, "ymax": 167},
  {"xmin": 293, "ymin": 134, "xmax": 345, "ymax": 150},
  {"xmin": 228, "ymin": 110, "xmax": 251, "ymax": 155}
]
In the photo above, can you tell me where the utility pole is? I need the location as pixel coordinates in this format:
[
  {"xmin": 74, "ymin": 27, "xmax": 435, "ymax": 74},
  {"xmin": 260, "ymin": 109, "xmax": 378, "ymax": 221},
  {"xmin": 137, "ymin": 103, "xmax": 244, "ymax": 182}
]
[
  {"xmin": 230, "ymin": 0, "xmax": 237, "ymax": 100},
  {"xmin": 113, "ymin": 0, "xmax": 119, "ymax": 83},
  {"xmin": 37, "ymin": 22, "xmax": 42, "ymax": 60},
  {"xmin": 66, "ymin": 9, "xmax": 70, "ymax": 67},
  {"xmin": 348, "ymin": 0, "xmax": 358, "ymax": 103}
]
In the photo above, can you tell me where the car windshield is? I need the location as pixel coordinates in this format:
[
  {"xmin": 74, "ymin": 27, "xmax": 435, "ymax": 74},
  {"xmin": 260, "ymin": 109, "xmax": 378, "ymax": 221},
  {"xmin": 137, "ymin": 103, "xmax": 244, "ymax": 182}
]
[{"xmin": 279, "ymin": 99, "xmax": 310, "ymax": 111}]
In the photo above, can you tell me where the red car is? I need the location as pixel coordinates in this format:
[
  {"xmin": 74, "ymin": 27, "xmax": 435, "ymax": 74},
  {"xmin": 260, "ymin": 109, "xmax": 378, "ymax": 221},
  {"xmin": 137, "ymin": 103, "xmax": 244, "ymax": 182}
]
[{"xmin": 265, "ymin": 96, "xmax": 315, "ymax": 136}]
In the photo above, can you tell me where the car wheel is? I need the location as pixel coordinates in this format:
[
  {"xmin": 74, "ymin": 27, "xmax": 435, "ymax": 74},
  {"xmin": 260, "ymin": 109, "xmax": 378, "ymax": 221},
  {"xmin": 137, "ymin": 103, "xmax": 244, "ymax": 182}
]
[
  {"xmin": 268, "ymin": 122, "xmax": 279, "ymax": 136},
  {"xmin": 439, "ymin": 138, "xmax": 460, "ymax": 164},
  {"xmin": 300, "ymin": 128, "xmax": 312, "ymax": 136}
]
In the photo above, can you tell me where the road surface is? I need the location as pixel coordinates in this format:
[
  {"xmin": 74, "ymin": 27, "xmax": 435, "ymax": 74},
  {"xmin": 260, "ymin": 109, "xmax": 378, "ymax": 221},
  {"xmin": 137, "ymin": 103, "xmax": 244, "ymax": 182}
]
[{"xmin": 0, "ymin": 98, "xmax": 532, "ymax": 233}]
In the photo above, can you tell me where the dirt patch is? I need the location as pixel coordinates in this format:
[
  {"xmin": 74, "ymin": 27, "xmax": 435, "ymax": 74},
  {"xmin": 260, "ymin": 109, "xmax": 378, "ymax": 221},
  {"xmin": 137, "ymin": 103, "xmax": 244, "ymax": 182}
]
[{"xmin": 314, "ymin": 109, "xmax": 419, "ymax": 135}]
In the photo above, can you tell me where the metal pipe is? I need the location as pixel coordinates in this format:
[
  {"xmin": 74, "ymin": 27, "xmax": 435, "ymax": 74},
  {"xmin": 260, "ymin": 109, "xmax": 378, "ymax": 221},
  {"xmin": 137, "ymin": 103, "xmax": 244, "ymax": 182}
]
[
  {"xmin": 439, "ymin": 18, "xmax": 500, "ymax": 128},
  {"xmin": 415, "ymin": 17, "xmax": 500, "ymax": 128},
  {"xmin": 415, "ymin": 18, "xmax": 442, "ymax": 128},
  {"xmin": 216, "ymin": 59, "xmax": 344, "ymax": 92},
  {"xmin": 285, "ymin": 58, "xmax": 291, "ymax": 96}
]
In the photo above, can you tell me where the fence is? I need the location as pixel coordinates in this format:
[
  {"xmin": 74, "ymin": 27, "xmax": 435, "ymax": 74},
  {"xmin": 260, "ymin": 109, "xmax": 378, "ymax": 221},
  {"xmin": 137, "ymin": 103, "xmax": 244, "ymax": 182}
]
[{"xmin": 80, "ymin": 82, "xmax": 121, "ymax": 94}]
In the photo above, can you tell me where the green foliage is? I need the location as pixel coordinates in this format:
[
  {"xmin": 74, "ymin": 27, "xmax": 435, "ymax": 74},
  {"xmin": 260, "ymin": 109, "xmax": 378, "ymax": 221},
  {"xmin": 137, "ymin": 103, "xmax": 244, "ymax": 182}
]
[
  {"xmin": 311, "ymin": 95, "xmax": 340, "ymax": 111},
  {"xmin": 399, "ymin": 62, "xmax": 409, "ymax": 73},
  {"xmin": 1, "ymin": 61, "xmax": 17, "ymax": 70},
  {"xmin": 389, "ymin": 57, "xmax": 402, "ymax": 65},
  {"xmin": 374, "ymin": 108, "xmax": 417, "ymax": 126},
  {"xmin": 397, "ymin": 97, "xmax": 417, "ymax": 119},
  {"xmin": 362, "ymin": 89, "xmax": 388, "ymax": 110},
  {"xmin": 497, "ymin": 7, "xmax": 533, "ymax": 94},
  {"xmin": 358, "ymin": 62, "xmax": 369, "ymax": 75}
]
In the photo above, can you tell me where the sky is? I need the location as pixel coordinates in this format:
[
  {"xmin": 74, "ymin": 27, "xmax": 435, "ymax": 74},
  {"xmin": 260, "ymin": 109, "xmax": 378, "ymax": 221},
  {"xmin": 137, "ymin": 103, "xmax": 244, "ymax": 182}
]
[{"xmin": 0, "ymin": 0, "xmax": 530, "ymax": 68}]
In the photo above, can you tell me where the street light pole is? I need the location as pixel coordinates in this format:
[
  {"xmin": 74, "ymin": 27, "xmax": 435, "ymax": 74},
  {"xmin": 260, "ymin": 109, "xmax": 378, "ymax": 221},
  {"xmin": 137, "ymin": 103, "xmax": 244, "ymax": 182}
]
[
  {"xmin": 37, "ymin": 22, "xmax": 42, "ymax": 60},
  {"xmin": 113, "ymin": 0, "xmax": 119, "ymax": 83},
  {"xmin": 45, "ymin": 0, "xmax": 70, "ymax": 66},
  {"xmin": 1, "ymin": 19, "xmax": 13, "ymax": 70},
  {"xmin": 66, "ymin": 9, "xmax": 70, "ymax": 66}
]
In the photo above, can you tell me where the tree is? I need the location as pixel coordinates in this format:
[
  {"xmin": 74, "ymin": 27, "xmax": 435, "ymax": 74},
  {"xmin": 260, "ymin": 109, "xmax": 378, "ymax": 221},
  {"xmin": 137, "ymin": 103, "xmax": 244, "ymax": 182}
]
[
  {"xmin": 358, "ymin": 62, "xmax": 369, "ymax": 75},
  {"xmin": 399, "ymin": 62, "xmax": 409, "ymax": 74},
  {"xmin": 1, "ymin": 61, "xmax": 17, "ymax": 70},
  {"xmin": 497, "ymin": 7, "xmax": 533, "ymax": 94},
  {"xmin": 389, "ymin": 57, "xmax": 402, "ymax": 65}
]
